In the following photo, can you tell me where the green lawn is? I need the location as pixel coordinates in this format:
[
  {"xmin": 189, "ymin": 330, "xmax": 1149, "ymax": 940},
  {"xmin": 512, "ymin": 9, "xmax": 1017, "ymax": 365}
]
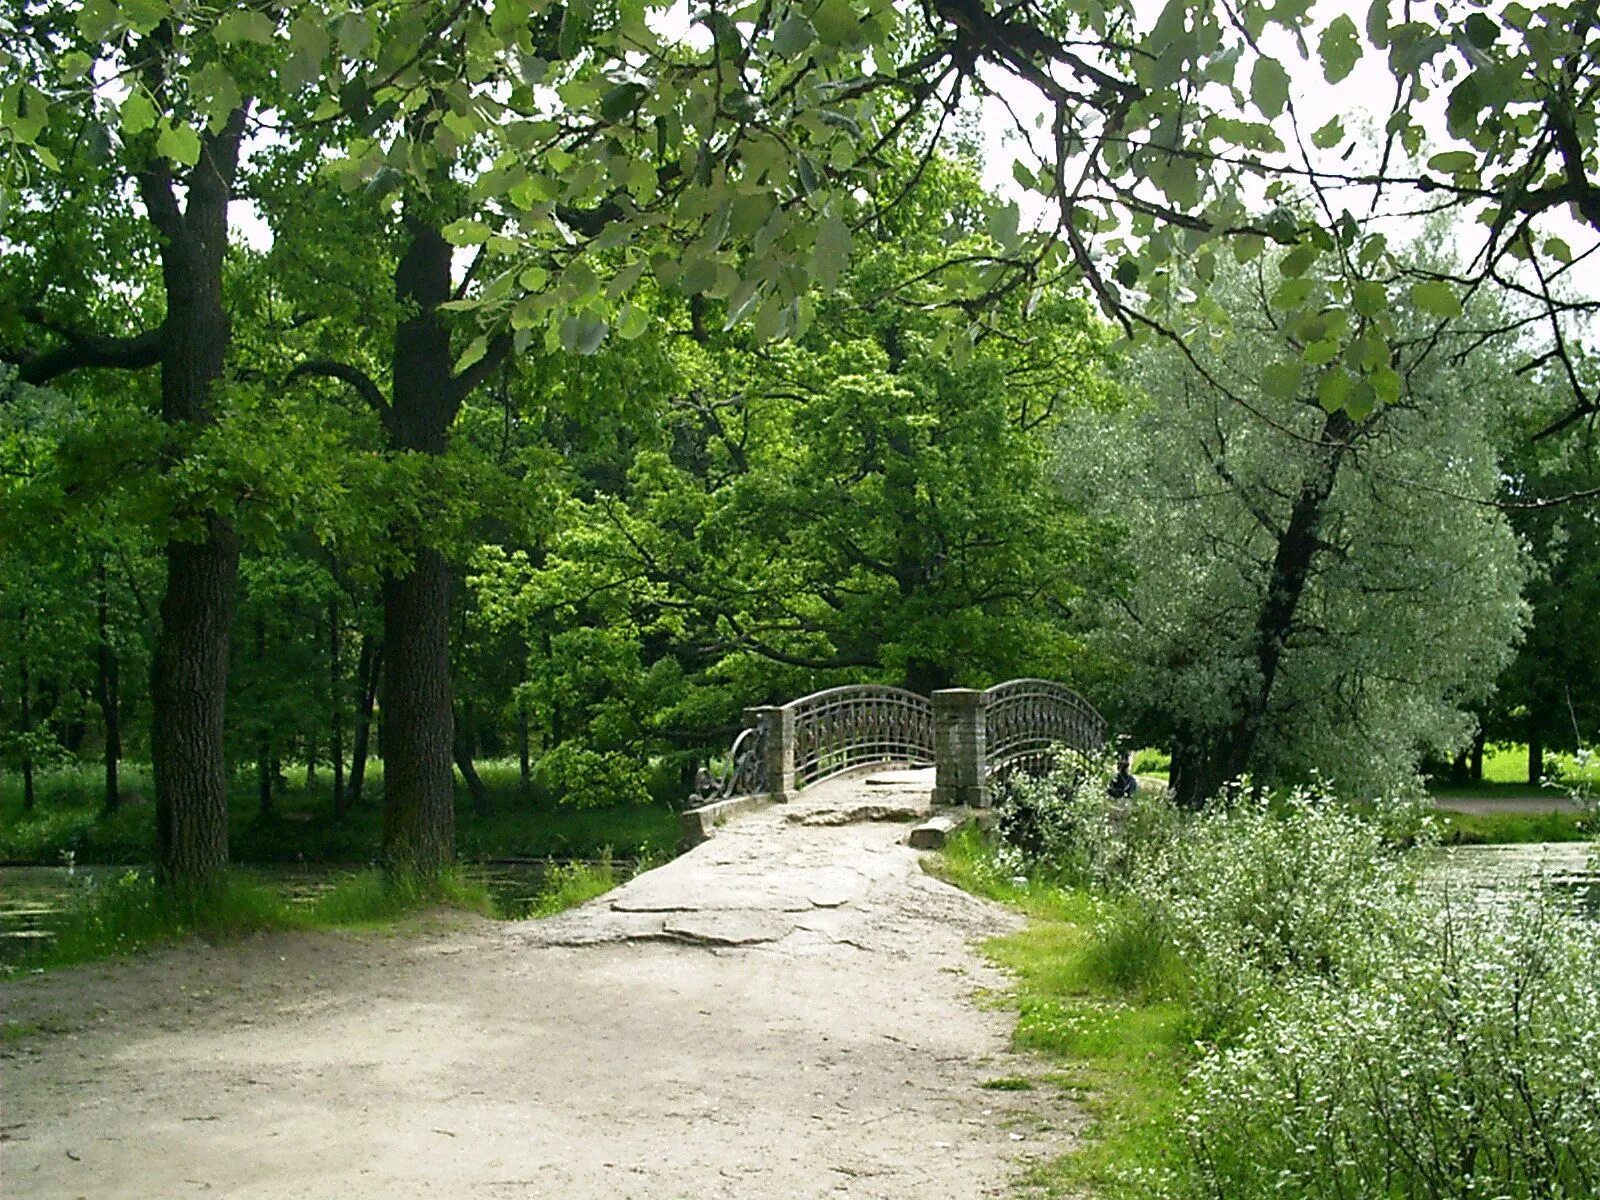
[{"xmin": 926, "ymin": 830, "xmax": 1193, "ymax": 1197}]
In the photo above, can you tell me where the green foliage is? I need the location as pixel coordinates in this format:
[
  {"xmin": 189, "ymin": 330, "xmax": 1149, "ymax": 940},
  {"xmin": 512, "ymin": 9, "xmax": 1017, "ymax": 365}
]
[
  {"xmin": 0, "ymin": 758, "xmax": 678, "ymax": 866},
  {"xmin": 1177, "ymin": 903, "xmax": 1600, "ymax": 1200},
  {"xmin": 517, "ymin": 853, "xmax": 621, "ymax": 918},
  {"xmin": 942, "ymin": 786, "xmax": 1600, "ymax": 1200}
]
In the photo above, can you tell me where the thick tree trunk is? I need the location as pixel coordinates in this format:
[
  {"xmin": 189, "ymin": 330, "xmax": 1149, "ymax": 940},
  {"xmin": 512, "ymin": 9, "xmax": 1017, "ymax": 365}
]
[
  {"xmin": 151, "ymin": 522, "xmax": 240, "ymax": 886},
  {"xmin": 1470, "ymin": 727, "xmax": 1486, "ymax": 782},
  {"xmin": 349, "ymin": 637, "xmax": 380, "ymax": 808},
  {"xmin": 96, "ymin": 563, "xmax": 121, "ymax": 814},
  {"xmin": 1529, "ymin": 735, "xmax": 1544, "ymax": 785},
  {"xmin": 1170, "ymin": 411, "xmax": 1353, "ymax": 810},
  {"xmin": 146, "ymin": 107, "xmax": 248, "ymax": 890},
  {"xmin": 380, "ymin": 549, "xmax": 455, "ymax": 874},
  {"xmin": 329, "ymin": 599, "xmax": 345, "ymax": 819},
  {"xmin": 377, "ymin": 213, "xmax": 478, "ymax": 876}
]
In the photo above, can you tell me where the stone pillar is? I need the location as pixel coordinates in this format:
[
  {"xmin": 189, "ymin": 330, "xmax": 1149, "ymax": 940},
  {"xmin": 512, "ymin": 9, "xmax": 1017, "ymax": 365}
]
[
  {"xmin": 745, "ymin": 705, "xmax": 795, "ymax": 802},
  {"xmin": 932, "ymin": 688, "xmax": 989, "ymax": 808}
]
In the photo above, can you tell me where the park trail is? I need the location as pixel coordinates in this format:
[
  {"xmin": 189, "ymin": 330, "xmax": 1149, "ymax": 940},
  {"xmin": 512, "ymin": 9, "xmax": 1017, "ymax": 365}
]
[{"xmin": 0, "ymin": 769, "xmax": 1078, "ymax": 1199}]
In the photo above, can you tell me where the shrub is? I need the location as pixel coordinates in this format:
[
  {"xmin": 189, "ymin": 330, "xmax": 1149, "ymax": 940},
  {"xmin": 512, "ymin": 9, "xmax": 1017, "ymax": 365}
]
[
  {"xmin": 1173, "ymin": 897, "xmax": 1600, "ymax": 1200},
  {"xmin": 1131, "ymin": 792, "xmax": 1427, "ymax": 1035},
  {"xmin": 530, "ymin": 743, "xmax": 651, "ymax": 808},
  {"xmin": 994, "ymin": 752, "xmax": 1179, "ymax": 891}
]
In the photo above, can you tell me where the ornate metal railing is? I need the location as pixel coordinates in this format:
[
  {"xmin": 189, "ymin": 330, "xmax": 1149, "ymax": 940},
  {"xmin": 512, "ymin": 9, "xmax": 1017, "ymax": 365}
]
[
  {"xmin": 785, "ymin": 685, "xmax": 935, "ymax": 789},
  {"xmin": 983, "ymin": 678, "xmax": 1107, "ymax": 783},
  {"xmin": 691, "ymin": 723, "xmax": 768, "ymax": 804}
]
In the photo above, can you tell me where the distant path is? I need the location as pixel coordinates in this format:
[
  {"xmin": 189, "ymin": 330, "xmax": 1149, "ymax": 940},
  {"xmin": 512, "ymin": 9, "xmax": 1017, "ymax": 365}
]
[
  {"xmin": 0, "ymin": 770, "xmax": 1073, "ymax": 1199},
  {"xmin": 1432, "ymin": 795, "xmax": 1587, "ymax": 815}
]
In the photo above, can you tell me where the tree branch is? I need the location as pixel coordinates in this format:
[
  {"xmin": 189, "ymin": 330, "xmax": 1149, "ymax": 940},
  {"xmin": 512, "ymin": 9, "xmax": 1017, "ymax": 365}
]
[
  {"xmin": 13, "ymin": 317, "xmax": 164, "ymax": 385},
  {"xmin": 285, "ymin": 359, "xmax": 390, "ymax": 416}
]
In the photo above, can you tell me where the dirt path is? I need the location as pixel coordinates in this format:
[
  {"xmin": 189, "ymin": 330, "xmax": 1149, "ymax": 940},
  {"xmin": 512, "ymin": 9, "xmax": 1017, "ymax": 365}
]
[{"xmin": 0, "ymin": 771, "xmax": 1074, "ymax": 1199}]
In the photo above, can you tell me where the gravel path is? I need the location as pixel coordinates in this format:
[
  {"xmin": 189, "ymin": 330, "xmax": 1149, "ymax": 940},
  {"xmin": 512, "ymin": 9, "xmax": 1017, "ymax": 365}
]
[{"xmin": 0, "ymin": 771, "xmax": 1074, "ymax": 1199}]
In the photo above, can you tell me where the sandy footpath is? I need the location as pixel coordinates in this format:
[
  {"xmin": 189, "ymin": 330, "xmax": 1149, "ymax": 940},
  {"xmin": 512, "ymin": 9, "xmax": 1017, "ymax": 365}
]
[{"xmin": 0, "ymin": 771, "xmax": 1076, "ymax": 1199}]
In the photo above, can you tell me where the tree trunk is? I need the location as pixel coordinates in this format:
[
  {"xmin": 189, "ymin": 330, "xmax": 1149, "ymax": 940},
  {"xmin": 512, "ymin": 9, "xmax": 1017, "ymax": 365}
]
[
  {"xmin": 1529, "ymin": 735, "xmax": 1544, "ymax": 785},
  {"xmin": 18, "ymin": 606, "xmax": 34, "ymax": 813},
  {"xmin": 151, "ymin": 522, "xmax": 240, "ymax": 886},
  {"xmin": 380, "ymin": 549, "xmax": 455, "ymax": 874},
  {"xmin": 329, "ymin": 598, "xmax": 345, "ymax": 819},
  {"xmin": 96, "ymin": 562, "xmax": 121, "ymax": 814},
  {"xmin": 146, "ymin": 109, "xmax": 249, "ymax": 891},
  {"xmin": 349, "ymin": 637, "xmax": 380, "ymax": 808},
  {"xmin": 1171, "ymin": 411, "xmax": 1354, "ymax": 810},
  {"xmin": 304, "ymin": 735, "xmax": 317, "ymax": 788},
  {"xmin": 454, "ymin": 706, "xmax": 491, "ymax": 819},
  {"xmin": 1470, "ymin": 727, "xmax": 1486, "ymax": 782},
  {"xmin": 377, "ymin": 212, "xmax": 475, "ymax": 875}
]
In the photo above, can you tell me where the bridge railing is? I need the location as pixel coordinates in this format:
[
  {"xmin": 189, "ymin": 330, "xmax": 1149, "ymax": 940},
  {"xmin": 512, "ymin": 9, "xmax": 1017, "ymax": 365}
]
[
  {"xmin": 983, "ymin": 678, "xmax": 1108, "ymax": 784},
  {"xmin": 691, "ymin": 677, "xmax": 1105, "ymax": 818}
]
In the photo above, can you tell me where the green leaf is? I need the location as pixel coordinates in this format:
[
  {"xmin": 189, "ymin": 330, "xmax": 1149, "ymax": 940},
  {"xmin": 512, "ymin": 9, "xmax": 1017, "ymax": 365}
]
[
  {"xmin": 155, "ymin": 121, "xmax": 202, "ymax": 167},
  {"xmin": 120, "ymin": 90, "xmax": 158, "ymax": 136},
  {"xmin": 1372, "ymin": 364, "xmax": 1401, "ymax": 404},
  {"xmin": 559, "ymin": 312, "xmax": 608, "ymax": 354},
  {"xmin": 1425, "ymin": 150, "xmax": 1477, "ymax": 174},
  {"xmin": 616, "ymin": 303, "xmax": 650, "ymax": 341},
  {"xmin": 1280, "ymin": 244, "xmax": 1318, "ymax": 277},
  {"xmin": 1310, "ymin": 117, "xmax": 1344, "ymax": 149},
  {"xmin": 771, "ymin": 14, "xmax": 815, "ymax": 56},
  {"xmin": 213, "ymin": 9, "xmax": 275, "ymax": 44},
  {"xmin": 1317, "ymin": 366, "xmax": 1352, "ymax": 411},
  {"xmin": 1545, "ymin": 237, "xmax": 1573, "ymax": 264},
  {"xmin": 1271, "ymin": 277, "xmax": 1315, "ymax": 309},
  {"xmin": 1303, "ymin": 338, "xmax": 1341, "ymax": 366},
  {"xmin": 812, "ymin": 0, "xmax": 861, "ymax": 45},
  {"xmin": 1352, "ymin": 281, "xmax": 1387, "ymax": 317},
  {"xmin": 454, "ymin": 334, "xmax": 489, "ymax": 376},
  {"xmin": 1318, "ymin": 14, "xmax": 1361, "ymax": 82},
  {"xmin": 1409, "ymin": 280, "xmax": 1462, "ymax": 318},
  {"xmin": 193, "ymin": 62, "xmax": 242, "ymax": 134},
  {"xmin": 1114, "ymin": 258, "xmax": 1140, "ymax": 287},
  {"xmin": 1463, "ymin": 12, "xmax": 1497, "ymax": 48},
  {"xmin": 812, "ymin": 211, "xmax": 852, "ymax": 287},
  {"xmin": 443, "ymin": 219, "xmax": 492, "ymax": 246},
  {"xmin": 600, "ymin": 83, "xmax": 647, "ymax": 124},
  {"xmin": 1262, "ymin": 360, "xmax": 1303, "ymax": 398},
  {"xmin": 1251, "ymin": 57, "xmax": 1291, "ymax": 119}
]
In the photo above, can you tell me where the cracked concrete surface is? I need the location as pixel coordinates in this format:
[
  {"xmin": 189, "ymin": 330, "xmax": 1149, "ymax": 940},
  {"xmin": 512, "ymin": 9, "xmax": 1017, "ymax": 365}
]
[{"xmin": 0, "ymin": 769, "xmax": 1076, "ymax": 1199}]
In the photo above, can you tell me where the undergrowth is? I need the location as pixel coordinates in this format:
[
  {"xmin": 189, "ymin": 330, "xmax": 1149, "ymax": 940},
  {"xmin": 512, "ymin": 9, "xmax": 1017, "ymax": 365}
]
[{"xmin": 934, "ymin": 761, "xmax": 1600, "ymax": 1200}]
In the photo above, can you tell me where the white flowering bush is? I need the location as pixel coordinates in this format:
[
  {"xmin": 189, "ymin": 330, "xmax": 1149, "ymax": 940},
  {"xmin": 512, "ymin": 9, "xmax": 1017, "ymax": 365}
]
[
  {"xmin": 1129, "ymin": 791, "xmax": 1431, "ymax": 1034},
  {"xmin": 1172, "ymin": 897, "xmax": 1600, "ymax": 1200},
  {"xmin": 993, "ymin": 751, "xmax": 1178, "ymax": 891}
]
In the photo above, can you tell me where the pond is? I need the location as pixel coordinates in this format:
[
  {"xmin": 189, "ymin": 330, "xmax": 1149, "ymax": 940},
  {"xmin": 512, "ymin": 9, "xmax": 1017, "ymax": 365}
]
[
  {"xmin": 0, "ymin": 860, "xmax": 616, "ymax": 965},
  {"xmin": 1428, "ymin": 841, "xmax": 1600, "ymax": 916}
]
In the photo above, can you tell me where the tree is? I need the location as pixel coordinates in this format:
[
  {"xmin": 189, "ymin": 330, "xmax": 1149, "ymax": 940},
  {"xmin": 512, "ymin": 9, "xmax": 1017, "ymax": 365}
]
[{"xmin": 1060, "ymin": 250, "xmax": 1529, "ymax": 803}]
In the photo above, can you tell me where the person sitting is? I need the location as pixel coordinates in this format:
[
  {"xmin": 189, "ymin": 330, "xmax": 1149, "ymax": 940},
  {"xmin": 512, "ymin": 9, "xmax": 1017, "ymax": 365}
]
[{"xmin": 1108, "ymin": 750, "xmax": 1139, "ymax": 798}]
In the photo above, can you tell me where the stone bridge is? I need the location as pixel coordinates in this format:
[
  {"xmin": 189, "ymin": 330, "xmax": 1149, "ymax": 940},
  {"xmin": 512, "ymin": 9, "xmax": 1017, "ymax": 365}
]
[{"xmin": 681, "ymin": 680, "xmax": 1107, "ymax": 849}]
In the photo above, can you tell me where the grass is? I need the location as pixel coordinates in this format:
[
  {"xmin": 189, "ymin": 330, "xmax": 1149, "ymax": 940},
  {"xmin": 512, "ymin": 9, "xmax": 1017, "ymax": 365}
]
[
  {"xmin": 927, "ymin": 828, "xmax": 1194, "ymax": 1197},
  {"xmin": 6, "ymin": 847, "xmax": 632, "ymax": 976},
  {"xmin": 1434, "ymin": 807, "xmax": 1594, "ymax": 845},
  {"xmin": 0, "ymin": 758, "xmax": 679, "ymax": 867}
]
